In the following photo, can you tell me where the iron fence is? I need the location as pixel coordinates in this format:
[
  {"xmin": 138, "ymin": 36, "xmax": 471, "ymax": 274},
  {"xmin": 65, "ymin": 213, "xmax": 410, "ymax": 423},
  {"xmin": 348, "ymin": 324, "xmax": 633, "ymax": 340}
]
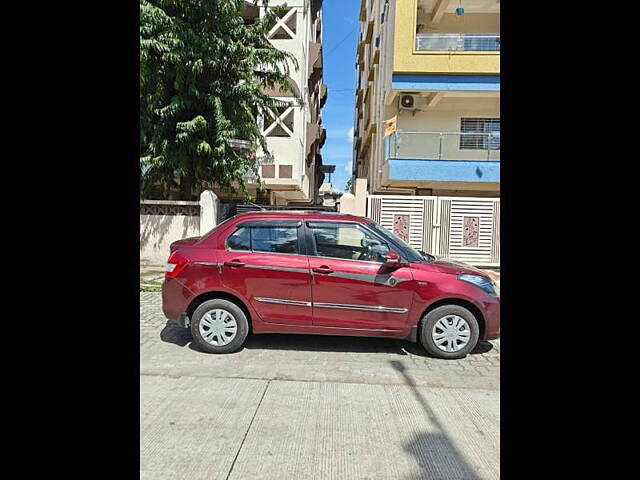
[{"xmin": 389, "ymin": 131, "xmax": 500, "ymax": 161}]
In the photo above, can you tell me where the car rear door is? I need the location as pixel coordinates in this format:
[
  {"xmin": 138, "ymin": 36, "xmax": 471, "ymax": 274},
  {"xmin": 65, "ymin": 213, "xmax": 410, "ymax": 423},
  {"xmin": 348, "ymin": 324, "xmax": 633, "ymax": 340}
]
[
  {"xmin": 305, "ymin": 221, "xmax": 414, "ymax": 331},
  {"xmin": 219, "ymin": 218, "xmax": 312, "ymax": 326}
]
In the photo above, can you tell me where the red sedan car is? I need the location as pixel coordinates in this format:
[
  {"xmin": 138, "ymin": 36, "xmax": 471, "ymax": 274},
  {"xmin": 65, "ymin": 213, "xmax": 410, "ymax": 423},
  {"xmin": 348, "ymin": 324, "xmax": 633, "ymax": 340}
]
[{"xmin": 162, "ymin": 211, "xmax": 499, "ymax": 359}]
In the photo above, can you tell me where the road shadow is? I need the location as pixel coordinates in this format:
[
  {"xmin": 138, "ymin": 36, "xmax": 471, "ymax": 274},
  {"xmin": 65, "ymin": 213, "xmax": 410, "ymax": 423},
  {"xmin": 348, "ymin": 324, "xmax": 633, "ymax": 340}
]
[
  {"xmin": 395, "ymin": 339, "xmax": 494, "ymax": 358},
  {"xmin": 160, "ymin": 321, "xmax": 410, "ymax": 354},
  {"xmin": 390, "ymin": 360, "xmax": 482, "ymax": 479},
  {"xmin": 160, "ymin": 322, "xmax": 493, "ymax": 358},
  {"xmin": 402, "ymin": 432, "xmax": 481, "ymax": 479},
  {"xmin": 243, "ymin": 333, "xmax": 409, "ymax": 355},
  {"xmin": 471, "ymin": 340, "xmax": 494, "ymax": 354},
  {"xmin": 160, "ymin": 321, "xmax": 192, "ymax": 347}
]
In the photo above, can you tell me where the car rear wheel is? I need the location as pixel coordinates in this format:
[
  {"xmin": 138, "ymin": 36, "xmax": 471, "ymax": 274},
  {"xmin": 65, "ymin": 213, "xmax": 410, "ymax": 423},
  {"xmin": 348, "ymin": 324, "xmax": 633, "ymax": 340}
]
[
  {"xmin": 420, "ymin": 305, "xmax": 480, "ymax": 359},
  {"xmin": 190, "ymin": 299, "xmax": 249, "ymax": 354}
]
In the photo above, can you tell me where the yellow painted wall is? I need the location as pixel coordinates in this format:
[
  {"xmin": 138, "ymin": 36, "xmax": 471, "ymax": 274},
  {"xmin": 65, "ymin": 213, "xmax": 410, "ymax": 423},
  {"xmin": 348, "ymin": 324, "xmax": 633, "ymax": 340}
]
[
  {"xmin": 395, "ymin": 97, "xmax": 499, "ymax": 130},
  {"xmin": 393, "ymin": 0, "xmax": 499, "ymax": 75},
  {"xmin": 392, "ymin": 97, "xmax": 500, "ymax": 161}
]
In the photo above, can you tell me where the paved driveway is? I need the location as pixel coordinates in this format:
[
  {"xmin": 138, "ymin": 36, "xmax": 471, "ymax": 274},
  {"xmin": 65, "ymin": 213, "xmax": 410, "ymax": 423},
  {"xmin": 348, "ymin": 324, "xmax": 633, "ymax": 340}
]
[{"xmin": 141, "ymin": 292, "xmax": 500, "ymax": 479}]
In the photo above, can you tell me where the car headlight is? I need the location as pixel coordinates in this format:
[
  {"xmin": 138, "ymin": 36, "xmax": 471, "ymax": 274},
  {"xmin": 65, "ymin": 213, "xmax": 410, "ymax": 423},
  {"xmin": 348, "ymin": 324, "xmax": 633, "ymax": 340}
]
[{"xmin": 458, "ymin": 274, "xmax": 498, "ymax": 297}]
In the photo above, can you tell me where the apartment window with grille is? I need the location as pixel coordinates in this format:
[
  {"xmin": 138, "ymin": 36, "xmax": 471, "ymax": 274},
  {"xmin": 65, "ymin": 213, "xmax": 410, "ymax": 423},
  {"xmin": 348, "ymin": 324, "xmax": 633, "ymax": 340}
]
[
  {"xmin": 460, "ymin": 118, "xmax": 500, "ymax": 150},
  {"xmin": 269, "ymin": 8, "xmax": 297, "ymax": 39},
  {"xmin": 265, "ymin": 104, "xmax": 294, "ymax": 137}
]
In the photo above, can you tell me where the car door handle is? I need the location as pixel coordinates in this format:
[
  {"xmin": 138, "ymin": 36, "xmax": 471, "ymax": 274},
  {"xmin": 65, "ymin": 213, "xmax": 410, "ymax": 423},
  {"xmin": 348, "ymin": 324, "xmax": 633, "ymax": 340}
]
[
  {"xmin": 312, "ymin": 266, "xmax": 333, "ymax": 275},
  {"xmin": 224, "ymin": 260, "xmax": 245, "ymax": 268}
]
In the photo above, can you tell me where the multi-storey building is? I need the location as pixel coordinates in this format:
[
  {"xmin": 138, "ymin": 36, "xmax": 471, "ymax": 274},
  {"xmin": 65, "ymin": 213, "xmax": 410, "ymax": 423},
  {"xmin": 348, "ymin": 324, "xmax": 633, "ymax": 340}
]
[
  {"xmin": 240, "ymin": 0, "xmax": 330, "ymax": 205},
  {"xmin": 353, "ymin": 0, "xmax": 499, "ymax": 197}
]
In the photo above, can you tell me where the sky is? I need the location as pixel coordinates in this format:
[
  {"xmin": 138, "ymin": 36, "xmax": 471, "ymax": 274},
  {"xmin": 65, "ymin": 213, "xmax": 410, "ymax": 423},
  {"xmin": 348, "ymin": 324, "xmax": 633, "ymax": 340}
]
[{"xmin": 320, "ymin": 0, "xmax": 361, "ymax": 192}]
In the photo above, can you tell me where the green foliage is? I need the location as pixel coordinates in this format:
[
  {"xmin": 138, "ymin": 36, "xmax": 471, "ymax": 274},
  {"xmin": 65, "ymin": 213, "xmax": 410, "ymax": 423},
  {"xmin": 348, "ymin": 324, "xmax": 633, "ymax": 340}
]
[
  {"xmin": 140, "ymin": 0, "xmax": 298, "ymax": 200},
  {"xmin": 345, "ymin": 177, "xmax": 353, "ymax": 193}
]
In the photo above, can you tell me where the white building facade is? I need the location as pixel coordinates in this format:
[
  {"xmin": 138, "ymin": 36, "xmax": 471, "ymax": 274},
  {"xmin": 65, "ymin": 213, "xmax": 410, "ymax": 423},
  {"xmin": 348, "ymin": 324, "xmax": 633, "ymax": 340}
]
[{"xmin": 242, "ymin": 0, "xmax": 329, "ymax": 205}]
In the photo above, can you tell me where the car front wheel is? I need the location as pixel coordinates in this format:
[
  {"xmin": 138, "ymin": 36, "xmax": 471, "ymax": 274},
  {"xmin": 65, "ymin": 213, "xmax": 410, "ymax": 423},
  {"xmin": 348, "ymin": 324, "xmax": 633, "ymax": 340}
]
[
  {"xmin": 190, "ymin": 299, "xmax": 249, "ymax": 354},
  {"xmin": 420, "ymin": 305, "xmax": 480, "ymax": 359}
]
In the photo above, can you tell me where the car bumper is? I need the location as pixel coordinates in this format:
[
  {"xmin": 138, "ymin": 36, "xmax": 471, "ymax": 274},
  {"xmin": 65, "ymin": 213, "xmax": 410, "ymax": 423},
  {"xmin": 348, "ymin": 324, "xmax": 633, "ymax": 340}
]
[
  {"xmin": 162, "ymin": 277, "xmax": 192, "ymax": 327},
  {"xmin": 481, "ymin": 297, "xmax": 500, "ymax": 340}
]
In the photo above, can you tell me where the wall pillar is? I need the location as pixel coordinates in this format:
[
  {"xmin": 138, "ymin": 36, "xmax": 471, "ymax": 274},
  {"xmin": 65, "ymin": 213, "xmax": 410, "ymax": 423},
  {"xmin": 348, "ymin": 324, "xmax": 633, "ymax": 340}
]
[
  {"xmin": 272, "ymin": 191, "xmax": 289, "ymax": 206},
  {"xmin": 199, "ymin": 190, "xmax": 219, "ymax": 235},
  {"xmin": 339, "ymin": 193, "xmax": 356, "ymax": 214},
  {"xmin": 353, "ymin": 178, "xmax": 368, "ymax": 217}
]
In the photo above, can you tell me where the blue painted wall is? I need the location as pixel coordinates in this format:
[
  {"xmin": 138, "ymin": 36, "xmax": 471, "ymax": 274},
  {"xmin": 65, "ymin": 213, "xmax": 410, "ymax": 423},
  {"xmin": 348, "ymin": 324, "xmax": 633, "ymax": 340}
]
[
  {"xmin": 388, "ymin": 158, "xmax": 500, "ymax": 183},
  {"xmin": 391, "ymin": 74, "xmax": 500, "ymax": 91}
]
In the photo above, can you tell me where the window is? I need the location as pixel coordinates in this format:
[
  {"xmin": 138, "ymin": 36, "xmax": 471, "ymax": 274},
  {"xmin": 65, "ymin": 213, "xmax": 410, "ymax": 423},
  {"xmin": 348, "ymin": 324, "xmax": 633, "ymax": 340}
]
[
  {"xmin": 268, "ymin": 8, "xmax": 297, "ymax": 39},
  {"xmin": 251, "ymin": 227, "xmax": 298, "ymax": 254},
  {"xmin": 310, "ymin": 223, "xmax": 389, "ymax": 263},
  {"xmin": 279, "ymin": 165, "xmax": 292, "ymax": 178},
  {"xmin": 226, "ymin": 225, "xmax": 300, "ymax": 254},
  {"xmin": 261, "ymin": 164, "xmax": 275, "ymax": 178},
  {"xmin": 460, "ymin": 118, "xmax": 500, "ymax": 150},
  {"xmin": 264, "ymin": 105, "xmax": 294, "ymax": 137},
  {"xmin": 227, "ymin": 227, "xmax": 250, "ymax": 251},
  {"xmin": 367, "ymin": 221, "xmax": 427, "ymax": 263}
]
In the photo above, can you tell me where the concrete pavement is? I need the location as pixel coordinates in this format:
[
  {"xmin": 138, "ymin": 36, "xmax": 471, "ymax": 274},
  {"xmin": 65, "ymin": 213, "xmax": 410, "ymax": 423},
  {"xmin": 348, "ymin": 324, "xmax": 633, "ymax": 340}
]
[{"xmin": 140, "ymin": 292, "xmax": 500, "ymax": 479}]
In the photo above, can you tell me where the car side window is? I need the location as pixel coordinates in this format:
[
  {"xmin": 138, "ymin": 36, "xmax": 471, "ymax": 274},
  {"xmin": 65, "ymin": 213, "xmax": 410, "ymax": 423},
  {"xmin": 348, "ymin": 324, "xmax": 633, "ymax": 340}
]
[
  {"xmin": 251, "ymin": 227, "xmax": 299, "ymax": 254},
  {"xmin": 310, "ymin": 224, "xmax": 389, "ymax": 263},
  {"xmin": 226, "ymin": 227, "xmax": 250, "ymax": 251}
]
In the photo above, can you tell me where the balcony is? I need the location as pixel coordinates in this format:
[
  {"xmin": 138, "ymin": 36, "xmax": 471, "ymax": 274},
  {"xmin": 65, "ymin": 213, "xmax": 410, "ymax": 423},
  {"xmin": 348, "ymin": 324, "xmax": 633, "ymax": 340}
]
[
  {"xmin": 390, "ymin": 131, "xmax": 500, "ymax": 161},
  {"xmin": 308, "ymin": 41, "xmax": 322, "ymax": 75},
  {"xmin": 318, "ymin": 83, "xmax": 327, "ymax": 108},
  {"xmin": 305, "ymin": 122, "xmax": 320, "ymax": 158},
  {"xmin": 393, "ymin": 0, "xmax": 499, "ymax": 75},
  {"xmin": 416, "ymin": 33, "xmax": 500, "ymax": 52},
  {"xmin": 385, "ymin": 131, "xmax": 499, "ymax": 184}
]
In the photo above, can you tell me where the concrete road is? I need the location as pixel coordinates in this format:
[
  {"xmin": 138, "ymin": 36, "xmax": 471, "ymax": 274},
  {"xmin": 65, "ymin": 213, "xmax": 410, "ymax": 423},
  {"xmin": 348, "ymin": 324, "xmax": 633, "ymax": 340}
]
[{"xmin": 141, "ymin": 293, "xmax": 500, "ymax": 479}]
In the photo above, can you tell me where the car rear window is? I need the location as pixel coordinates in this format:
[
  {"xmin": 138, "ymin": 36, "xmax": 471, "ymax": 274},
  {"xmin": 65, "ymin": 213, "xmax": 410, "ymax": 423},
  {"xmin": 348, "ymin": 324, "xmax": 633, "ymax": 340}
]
[
  {"xmin": 226, "ymin": 225, "xmax": 299, "ymax": 254},
  {"xmin": 251, "ymin": 227, "xmax": 298, "ymax": 254},
  {"xmin": 226, "ymin": 227, "xmax": 250, "ymax": 251}
]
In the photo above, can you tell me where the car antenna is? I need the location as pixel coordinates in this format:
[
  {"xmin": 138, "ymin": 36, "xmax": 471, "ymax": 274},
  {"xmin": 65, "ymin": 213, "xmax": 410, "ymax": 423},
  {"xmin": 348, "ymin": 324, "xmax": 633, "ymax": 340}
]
[{"xmin": 247, "ymin": 201, "xmax": 266, "ymax": 211}]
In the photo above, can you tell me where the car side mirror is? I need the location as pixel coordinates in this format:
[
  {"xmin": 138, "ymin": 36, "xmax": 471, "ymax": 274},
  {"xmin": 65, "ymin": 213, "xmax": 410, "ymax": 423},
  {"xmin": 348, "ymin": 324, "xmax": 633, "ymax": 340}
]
[{"xmin": 384, "ymin": 251, "xmax": 405, "ymax": 268}]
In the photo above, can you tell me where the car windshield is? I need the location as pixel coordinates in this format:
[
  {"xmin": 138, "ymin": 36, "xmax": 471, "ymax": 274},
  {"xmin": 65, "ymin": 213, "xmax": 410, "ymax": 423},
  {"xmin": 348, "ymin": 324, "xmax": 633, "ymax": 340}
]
[{"xmin": 366, "ymin": 221, "xmax": 434, "ymax": 262}]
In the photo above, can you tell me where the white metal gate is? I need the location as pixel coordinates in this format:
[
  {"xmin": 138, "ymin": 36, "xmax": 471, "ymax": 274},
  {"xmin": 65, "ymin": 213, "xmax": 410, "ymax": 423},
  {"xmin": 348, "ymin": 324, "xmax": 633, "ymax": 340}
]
[{"xmin": 367, "ymin": 195, "xmax": 500, "ymax": 267}]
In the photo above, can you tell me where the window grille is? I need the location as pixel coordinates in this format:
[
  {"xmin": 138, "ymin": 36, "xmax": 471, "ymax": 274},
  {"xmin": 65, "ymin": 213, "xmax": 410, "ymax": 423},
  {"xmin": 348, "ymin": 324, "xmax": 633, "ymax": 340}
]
[{"xmin": 460, "ymin": 118, "xmax": 500, "ymax": 150}]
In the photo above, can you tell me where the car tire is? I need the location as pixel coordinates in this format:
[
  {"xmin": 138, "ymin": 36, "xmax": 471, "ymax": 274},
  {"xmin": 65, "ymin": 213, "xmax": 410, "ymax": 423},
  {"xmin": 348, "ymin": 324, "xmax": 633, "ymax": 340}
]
[
  {"xmin": 420, "ymin": 305, "xmax": 480, "ymax": 359},
  {"xmin": 190, "ymin": 299, "xmax": 249, "ymax": 354}
]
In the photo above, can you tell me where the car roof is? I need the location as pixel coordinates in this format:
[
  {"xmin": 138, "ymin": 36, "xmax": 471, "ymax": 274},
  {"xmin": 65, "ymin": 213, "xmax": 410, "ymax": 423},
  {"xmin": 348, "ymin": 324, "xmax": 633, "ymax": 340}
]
[{"xmin": 232, "ymin": 210, "xmax": 366, "ymax": 223}]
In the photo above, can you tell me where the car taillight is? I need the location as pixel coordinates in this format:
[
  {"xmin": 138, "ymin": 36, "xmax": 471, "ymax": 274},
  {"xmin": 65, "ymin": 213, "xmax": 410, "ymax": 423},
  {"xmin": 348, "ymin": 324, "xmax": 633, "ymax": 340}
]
[{"xmin": 165, "ymin": 252, "xmax": 188, "ymax": 278}]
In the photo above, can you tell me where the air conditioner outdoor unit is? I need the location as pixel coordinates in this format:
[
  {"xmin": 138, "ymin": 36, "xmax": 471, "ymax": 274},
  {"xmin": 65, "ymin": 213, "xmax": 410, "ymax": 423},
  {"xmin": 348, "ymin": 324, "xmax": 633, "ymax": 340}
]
[{"xmin": 399, "ymin": 94, "xmax": 418, "ymax": 111}]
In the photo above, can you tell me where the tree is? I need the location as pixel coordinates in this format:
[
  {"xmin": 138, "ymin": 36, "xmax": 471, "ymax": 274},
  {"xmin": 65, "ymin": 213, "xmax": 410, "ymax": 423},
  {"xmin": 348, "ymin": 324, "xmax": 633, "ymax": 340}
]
[
  {"xmin": 345, "ymin": 177, "xmax": 353, "ymax": 193},
  {"xmin": 140, "ymin": 0, "xmax": 297, "ymax": 200}
]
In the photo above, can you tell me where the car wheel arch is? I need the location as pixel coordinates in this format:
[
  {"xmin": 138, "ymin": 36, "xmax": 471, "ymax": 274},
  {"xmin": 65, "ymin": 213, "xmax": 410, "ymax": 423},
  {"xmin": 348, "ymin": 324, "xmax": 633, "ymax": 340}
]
[
  {"xmin": 419, "ymin": 298, "xmax": 486, "ymax": 340},
  {"xmin": 185, "ymin": 290, "xmax": 254, "ymax": 330}
]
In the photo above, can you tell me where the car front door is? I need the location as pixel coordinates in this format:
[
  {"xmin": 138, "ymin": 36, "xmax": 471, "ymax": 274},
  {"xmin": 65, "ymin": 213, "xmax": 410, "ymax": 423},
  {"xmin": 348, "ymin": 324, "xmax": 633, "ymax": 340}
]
[
  {"xmin": 219, "ymin": 219, "xmax": 312, "ymax": 326},
  {"xmin": 306, "ymin": 221, "xmax": 414, "ymax": 331}
]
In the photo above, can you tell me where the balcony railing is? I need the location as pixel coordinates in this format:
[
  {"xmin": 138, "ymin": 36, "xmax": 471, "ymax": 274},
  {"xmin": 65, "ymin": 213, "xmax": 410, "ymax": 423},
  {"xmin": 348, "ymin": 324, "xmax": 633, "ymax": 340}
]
[
  {"xmin": 415, "ymin": 33, "xmax": 500, "ymax": 52},
  {"xmin": 388, "ymin": 131, "xmax": 500, "ymax": 162}
]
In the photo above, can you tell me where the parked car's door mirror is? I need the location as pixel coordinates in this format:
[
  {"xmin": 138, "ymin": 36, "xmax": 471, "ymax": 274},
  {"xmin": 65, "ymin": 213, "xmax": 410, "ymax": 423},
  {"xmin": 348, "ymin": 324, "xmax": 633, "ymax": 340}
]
[{"xmin": 384, "ymin": 251, "xmax": 405, "ymax": 268}]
